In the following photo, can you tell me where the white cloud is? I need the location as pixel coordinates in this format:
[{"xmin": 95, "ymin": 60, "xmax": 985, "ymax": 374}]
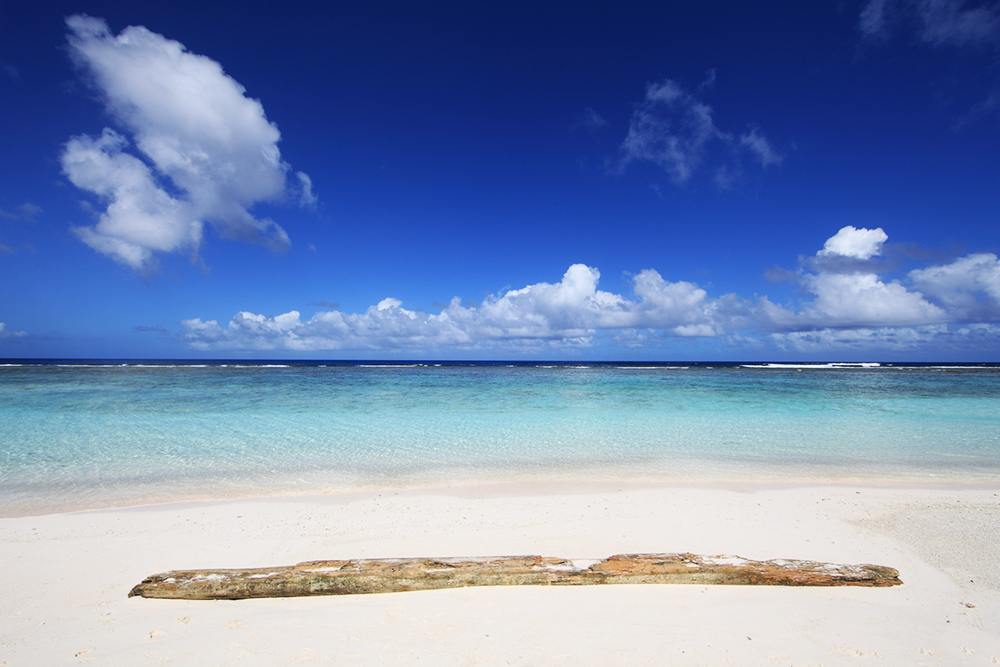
[
  {"xmin": 619, "ymin": 78, "xmax": 782, "ymax": 186},
  {"xmin": 909, "ymin": 252, "xmax": 1000, "ymax": 320},
  {"xmin": 798, "ymin": 272, "xmax": 948, "ymax": 327},
  {"xmin": 818, "ymin": 225, "xmax": 887, "ymax": 260},
  {"xmin": 180, "ymin": 264, "xmax": 724, "ymax": 352},
  {"xmin": 630, "ymin": 270, "xmax": 720, "ymax": 334},
  {"xmin": 178, "ymin": 228, "xmax": 1000, "ymax": 355},
  {"xmin": 64, "ymin": 129, "xmax": 201, "ymax": 268},
  {"xmin": 62, "ymin": 15, "xmax": 312, "ymax": 273},
  {"xmin": 761, "ymin": 226, "xmax": 948, "ymax": 329}
]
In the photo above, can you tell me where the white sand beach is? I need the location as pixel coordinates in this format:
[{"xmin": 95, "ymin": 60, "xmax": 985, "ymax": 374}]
[{"xmin": 2, "ymin": 483, "xmax": 999, "ymax": 666}]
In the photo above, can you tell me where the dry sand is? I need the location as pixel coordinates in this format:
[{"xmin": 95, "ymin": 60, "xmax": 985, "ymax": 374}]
[{"xmin": 2, "ymin": 483, "xmax": 1000, "ymax": 666}]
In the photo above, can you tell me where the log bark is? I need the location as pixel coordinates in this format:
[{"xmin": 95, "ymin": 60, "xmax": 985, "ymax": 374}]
[{"xmin": 129, "ymin": 553, "xmax": 901, "ymax": 600}]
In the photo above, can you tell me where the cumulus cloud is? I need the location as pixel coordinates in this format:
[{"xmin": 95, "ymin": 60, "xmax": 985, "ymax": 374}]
[
  {"xmin": 178, "ymin": 227, "xmax": 1000, "ymax": 354},
  {"xmin": 760, "ymin": 226, "xmax": 948, "ymax": 330},
  {"xmin": 62, "ymin": 15, "xmax": 312, "ymax": 273},
  {"xmin": 619, "ymin": 77, "xmax": 782, "ymax": 186},
  {"xmin": 64, "ymin": 129, "xmax": 202, "ymax": 269},
  {"xmin": 818, "ymin": 225, "xmax": 888, "ymax": 260},
  {"xmin": 180, "ymin": 264, "xmax": 724, "ymax": 352},
  {"xmin": 796, "ymin": 272, "xmax": 948, "ymax": 328},
  {"xmin": 910, "ymin": 252, "xmax": 1000, "ymax": 320}
]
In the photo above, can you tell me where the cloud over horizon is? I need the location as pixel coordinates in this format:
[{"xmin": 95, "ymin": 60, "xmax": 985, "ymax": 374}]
[
  {"xmin": 0, "ymin": 322, "xmax": 27, "ymax": 339},
  {"xmin": 178, "ymin": 227, "xmax": 1000, "ymax": 354},
  {"xmin": 179, "ymin": 264, "xmax": 723, "ymax": 352},
  {"xmin": 61, "ymin": 15, "xmax": 312, "ymax": 274}
]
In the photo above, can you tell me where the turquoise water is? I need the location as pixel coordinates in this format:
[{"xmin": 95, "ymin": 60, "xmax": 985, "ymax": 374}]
[{"xmin": 1, "ymin": 361, "xmax": 999, "ymax": 515}]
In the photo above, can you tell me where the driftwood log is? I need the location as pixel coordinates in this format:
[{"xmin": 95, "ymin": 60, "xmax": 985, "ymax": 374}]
[{"xmin": 129, "ymin": 553, "xmax": 901, "ymax": 599}]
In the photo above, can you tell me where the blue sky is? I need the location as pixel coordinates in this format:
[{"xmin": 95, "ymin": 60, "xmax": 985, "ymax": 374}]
[{"xmin": 1, "ymin": 1, "xmax": 999, "ymax": 360}]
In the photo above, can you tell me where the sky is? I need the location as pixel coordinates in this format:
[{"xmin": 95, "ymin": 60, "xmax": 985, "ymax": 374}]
[{"xmin": 1, "ymin": 1, "xmax": 999, "ymax": 361}]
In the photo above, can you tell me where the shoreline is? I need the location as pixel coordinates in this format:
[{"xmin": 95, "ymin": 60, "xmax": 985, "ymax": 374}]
[
  {"xmin": 3, "ymin": 483, "xmax": 999, "ymax": 665},
  {"xmin": 6, "ymin": 467, "xmax": 1000, "ymax": 519}
]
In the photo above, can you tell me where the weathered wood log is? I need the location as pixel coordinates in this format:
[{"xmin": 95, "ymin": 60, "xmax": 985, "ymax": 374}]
[{"xmin": 129, "ymin": 553, "xmax": 901, "ymax": 599}]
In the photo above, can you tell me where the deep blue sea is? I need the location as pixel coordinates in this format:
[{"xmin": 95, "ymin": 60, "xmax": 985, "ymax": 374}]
[{"xmin": 2, "ymin": 360, "xmax": 999, "ymax": 515}]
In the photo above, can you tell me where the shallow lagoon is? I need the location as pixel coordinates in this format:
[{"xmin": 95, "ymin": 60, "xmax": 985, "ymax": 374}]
[{"xmin": 2, "ymin": 361, "xmax": 998, "ymax": 514}]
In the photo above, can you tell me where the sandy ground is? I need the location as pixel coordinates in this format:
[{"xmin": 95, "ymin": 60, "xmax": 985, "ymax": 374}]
[{"xmin": 2, "ymin": 483, "xmax": 999, "ymax": 666}]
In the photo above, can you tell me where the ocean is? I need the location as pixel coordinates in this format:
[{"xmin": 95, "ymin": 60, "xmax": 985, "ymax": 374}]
[{"xmin": 1, "ymin": 360, "xmax": 998, "ymax": 516}]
